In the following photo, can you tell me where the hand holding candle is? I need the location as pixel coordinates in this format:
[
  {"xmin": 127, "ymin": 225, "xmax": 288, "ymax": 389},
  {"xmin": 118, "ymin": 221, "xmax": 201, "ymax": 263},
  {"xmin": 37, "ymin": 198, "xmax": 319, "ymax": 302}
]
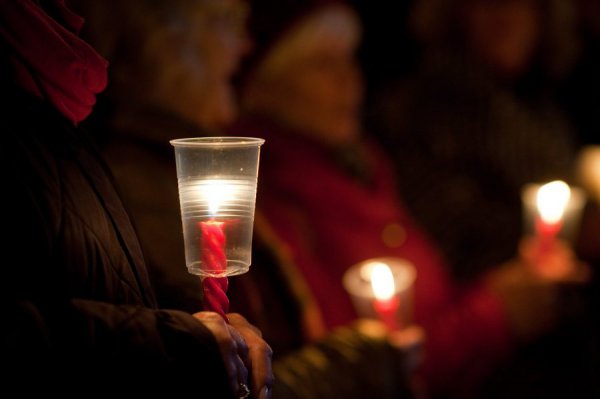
[{"xmin": 171, "ymin": 137, "xmax": 264, "ymax": 320}]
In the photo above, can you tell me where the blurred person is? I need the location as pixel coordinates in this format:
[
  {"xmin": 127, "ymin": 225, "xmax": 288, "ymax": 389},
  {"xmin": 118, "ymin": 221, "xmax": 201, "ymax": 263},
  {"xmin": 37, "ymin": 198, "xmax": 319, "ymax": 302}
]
[
  {"xmin": 72, "ymin": 0, "xmax": 251, "ymax": 313},
  {"xmin": 75, "ymin": 0, "xmax": 415, "ymax": 397},
  {"xmin": 231, "ymin": 0, "xmax": 588, "ymax": 398},
  {"xmin": 370, "ymin": 0, "xmax": 580, "ymax": 282},
  {"xmin": 0, "ymin": 0, "xmax": 273, "ymax": 397}
]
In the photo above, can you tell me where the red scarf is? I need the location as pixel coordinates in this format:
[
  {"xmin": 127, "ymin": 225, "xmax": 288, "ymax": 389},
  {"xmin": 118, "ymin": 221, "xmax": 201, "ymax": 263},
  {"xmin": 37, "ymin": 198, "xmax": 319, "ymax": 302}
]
[{"xmin": 0, "ymin": 0, "xmax": 107, "ymax": 125}]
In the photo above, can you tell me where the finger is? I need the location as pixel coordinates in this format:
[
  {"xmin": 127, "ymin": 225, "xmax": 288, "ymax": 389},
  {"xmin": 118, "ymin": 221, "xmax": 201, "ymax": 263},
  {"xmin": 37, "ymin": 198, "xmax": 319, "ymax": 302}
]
[
  {"xmin": 228, "ymin": 313, "xmax": 262, "ymax": 336},
  {"xmin": 225, "ymin": 354, "xmax": 243, "ymax": 394},
  {"xmin": 228, "ymin": 313, "xmax": 274, "ymax": 398},
  {"xmin": 228, "ymin": 324, "xmax": 250, "ymax": 389},
  {"xmin": 248, "ymin": 339, "xmax": 274, "ymax": 398},
  {"xmin": 228, "ymin": 323, "xmax": 250, "ymax": 363},
  {"xmin": 194, "ymin": 311, "xmax": 243, "ymax": 394}
]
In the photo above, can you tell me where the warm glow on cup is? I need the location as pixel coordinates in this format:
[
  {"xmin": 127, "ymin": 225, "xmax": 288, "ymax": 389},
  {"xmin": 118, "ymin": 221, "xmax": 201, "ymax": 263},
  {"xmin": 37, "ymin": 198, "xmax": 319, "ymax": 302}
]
[
  {"xmin": 343, "ymin": 257, "xmax": 416, "ymax": 331},
  {"xmin": 171, "ymin": 137, "xmax": 264, "ymax": 277}
]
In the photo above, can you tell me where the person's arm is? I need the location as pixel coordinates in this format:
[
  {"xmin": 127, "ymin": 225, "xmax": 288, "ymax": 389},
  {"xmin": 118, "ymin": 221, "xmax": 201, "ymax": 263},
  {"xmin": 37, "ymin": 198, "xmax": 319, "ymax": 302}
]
[
  {"xmin": 6, "ymin": 297, "xmax": 235, "ymax": 395},
  {"xmin": 272, "ymin": 323, "xmax": 412, "ymax": 399}
]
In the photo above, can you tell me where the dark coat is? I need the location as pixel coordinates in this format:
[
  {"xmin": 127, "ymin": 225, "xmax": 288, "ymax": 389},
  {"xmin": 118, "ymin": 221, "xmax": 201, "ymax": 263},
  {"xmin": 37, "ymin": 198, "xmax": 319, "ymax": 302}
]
[{"xmin": 0, "ymin": 85, "xmax": 234, "ymax": 396}]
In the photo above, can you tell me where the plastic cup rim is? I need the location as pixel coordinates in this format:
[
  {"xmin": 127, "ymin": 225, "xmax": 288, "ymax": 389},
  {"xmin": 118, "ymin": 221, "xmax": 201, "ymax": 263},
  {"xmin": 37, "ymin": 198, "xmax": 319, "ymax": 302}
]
[{"xmin": 170, "ymin": 137, "xmax": 265, "ymax": 148}]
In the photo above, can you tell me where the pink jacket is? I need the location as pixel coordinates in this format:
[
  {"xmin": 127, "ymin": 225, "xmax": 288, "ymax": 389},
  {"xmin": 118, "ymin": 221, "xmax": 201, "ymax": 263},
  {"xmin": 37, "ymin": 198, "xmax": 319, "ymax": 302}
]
[{"xmin": 234, "ymin": 116, "xmax": 512, "ymax": 396}]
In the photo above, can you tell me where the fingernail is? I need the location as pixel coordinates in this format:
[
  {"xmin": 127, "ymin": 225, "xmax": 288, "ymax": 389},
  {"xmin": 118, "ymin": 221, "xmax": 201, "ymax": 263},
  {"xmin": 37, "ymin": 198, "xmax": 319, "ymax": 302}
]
[{"xmin": 259, "ymin": 386, "xmax": 270, "ymax": 399}]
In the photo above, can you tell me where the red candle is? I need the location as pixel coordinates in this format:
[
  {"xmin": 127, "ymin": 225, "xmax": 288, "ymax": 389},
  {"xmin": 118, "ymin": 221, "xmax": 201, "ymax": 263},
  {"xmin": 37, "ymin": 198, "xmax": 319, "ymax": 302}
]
[
  {"xmin": 374, "ymin": 296, "xmax": 400, "ymax": 331},
  {"xmin": 535, "ymin": 217, "xmax": 562, "ymax": 257},
  {"xmin": 534, "ymin": 181, "xmax": 570, "ymax": 270},
  {"xmin": 199, "ymin": 220, "xmax": 229, "ymax": 320},
  {"xmin": 370, "ymin": 263, "xmax": 400, "ymax": 331}
]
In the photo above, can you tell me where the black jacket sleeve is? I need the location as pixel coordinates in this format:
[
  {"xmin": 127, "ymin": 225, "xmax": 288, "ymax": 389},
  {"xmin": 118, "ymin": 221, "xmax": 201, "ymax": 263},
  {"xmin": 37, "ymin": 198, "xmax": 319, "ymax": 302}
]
[
  {"xmin": 0, "ymin": 92, "xmax": 234, "ymax": 397},
  {"xmin": 6, "ymin": 298, "xmax": 234, "ymax": 396}
]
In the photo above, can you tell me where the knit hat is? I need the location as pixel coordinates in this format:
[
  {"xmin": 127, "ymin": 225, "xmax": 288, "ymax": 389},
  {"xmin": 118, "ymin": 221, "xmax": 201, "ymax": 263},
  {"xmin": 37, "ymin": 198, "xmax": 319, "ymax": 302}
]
[{"xmin": 238, "ymin": 0, "xmax": 359, "ymax": 85}]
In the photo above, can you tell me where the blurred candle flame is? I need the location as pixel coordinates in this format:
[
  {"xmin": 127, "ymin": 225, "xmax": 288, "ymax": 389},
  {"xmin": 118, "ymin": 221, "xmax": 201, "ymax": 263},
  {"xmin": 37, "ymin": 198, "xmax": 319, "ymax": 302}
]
[
  {"xmin": 369, "ymin": 262, "xmax": 395, "ymax": 301},
  {"xmin": 536, "ymin": 180, "xmax": 571, "ymax": 224}
]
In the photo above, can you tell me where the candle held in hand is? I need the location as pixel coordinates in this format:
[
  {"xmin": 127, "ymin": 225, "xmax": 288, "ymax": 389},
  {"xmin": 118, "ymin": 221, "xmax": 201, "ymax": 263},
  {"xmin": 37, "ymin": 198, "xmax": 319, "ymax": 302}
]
[
  {"xmin": 200, "ymin": 220, "xmax": 229, "ymax": 319},
  {"xmin": 344, "ymin": 257, "xmax": 416, "ymax": 332},
  {"xmin": 370, "ymin": 262, "xmax": 400, "ymax": 331},
  {"xmin": 171, "ymin": 137, "xmax": 264, "ymax": 322},
  {"xmin": 535, "ymin": 180, "xmax": 571, "ymax": 259},
  {"xmin": 198, "ymin": 179, "xmax": 238, "ymax": 320}
]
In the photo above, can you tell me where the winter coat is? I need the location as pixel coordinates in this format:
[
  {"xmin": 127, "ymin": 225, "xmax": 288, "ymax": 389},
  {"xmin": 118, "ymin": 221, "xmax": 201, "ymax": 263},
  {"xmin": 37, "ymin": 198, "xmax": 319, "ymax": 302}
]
[{"xmin": 0, "ymin": 85, "xmax": 234, "ymax": 396}]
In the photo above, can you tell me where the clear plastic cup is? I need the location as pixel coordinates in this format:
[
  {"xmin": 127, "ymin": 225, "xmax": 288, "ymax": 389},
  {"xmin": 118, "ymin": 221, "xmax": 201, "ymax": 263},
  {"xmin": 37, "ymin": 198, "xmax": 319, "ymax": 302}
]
[
  {"xmin": 171, "ymin": 137, "xmax": 264, "ymax": 277},
  {"xmin": 343, "ymin": 257, "xmax": 416, "ymax": 330}
]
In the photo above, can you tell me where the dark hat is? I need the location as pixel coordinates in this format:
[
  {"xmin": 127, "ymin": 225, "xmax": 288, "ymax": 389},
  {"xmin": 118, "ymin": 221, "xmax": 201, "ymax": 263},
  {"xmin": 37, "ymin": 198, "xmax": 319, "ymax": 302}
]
[{"xmin": 239, "ymin": 0, "xmax": 342, "ymax": 83}]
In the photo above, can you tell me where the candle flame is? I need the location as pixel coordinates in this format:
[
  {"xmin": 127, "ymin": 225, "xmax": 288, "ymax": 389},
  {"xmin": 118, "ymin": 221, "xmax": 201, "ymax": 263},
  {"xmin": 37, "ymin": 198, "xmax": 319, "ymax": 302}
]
[
  {"xmin": 197, "ymin": 179, "xmax": 237, "ymax": 217},
  {"xmin": 536, "ymin": 180, "xmax": 571, "ymax": 224},
  {"xmin": 369, "ymin": 262, "xmax": 395, "ymax": 301}
]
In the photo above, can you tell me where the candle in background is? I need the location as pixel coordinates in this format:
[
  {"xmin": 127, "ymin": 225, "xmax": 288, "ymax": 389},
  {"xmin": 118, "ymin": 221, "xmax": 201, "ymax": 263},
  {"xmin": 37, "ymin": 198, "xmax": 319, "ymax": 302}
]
[
  {"xmin": 369, "ymin": 262, "xmax": 400, "ymax": 331},
  {"xmin": 521, "ymin": 180, "xmax": 587, "ymax": 278},
  {"xmin": 344, "ymin": 257, "xmax": 416, "ymax": 332},
  {"xmin": 535, "ymin": 180, "xmax": 571, "ymax": 257},
  {"xmin": 171, "ymin": 137, "xmax": 264, "ymax": 321}
]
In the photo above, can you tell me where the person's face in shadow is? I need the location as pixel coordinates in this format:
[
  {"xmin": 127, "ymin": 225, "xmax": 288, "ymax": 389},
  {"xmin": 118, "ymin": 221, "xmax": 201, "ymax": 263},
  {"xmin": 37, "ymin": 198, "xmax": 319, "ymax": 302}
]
[
  {"xmin": 196, "ymin": 0, "xmax": 251, "ymax": 128},
  {"xmin": 462, "ymin": 0, "xmax": 541, "ymax": 78},
  {"xmin": 272, "ymin": 43, "xmax": 363, "ymax": 146},
  {"xmin": 166, "ymin": 0, "xmax": 250, "ymax": 130}
]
